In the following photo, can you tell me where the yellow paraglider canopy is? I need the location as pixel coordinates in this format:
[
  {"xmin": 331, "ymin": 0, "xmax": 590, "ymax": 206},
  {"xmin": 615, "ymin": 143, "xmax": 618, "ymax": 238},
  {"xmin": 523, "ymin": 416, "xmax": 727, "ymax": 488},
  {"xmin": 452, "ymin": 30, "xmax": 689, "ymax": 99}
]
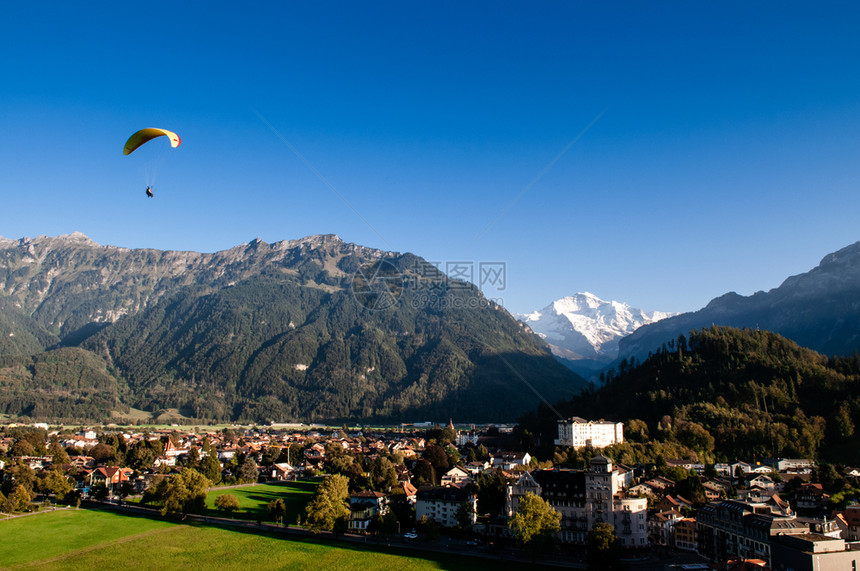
[{"xmin": 123, "ymin": 128, "xmax": 181, "ymax": 155}]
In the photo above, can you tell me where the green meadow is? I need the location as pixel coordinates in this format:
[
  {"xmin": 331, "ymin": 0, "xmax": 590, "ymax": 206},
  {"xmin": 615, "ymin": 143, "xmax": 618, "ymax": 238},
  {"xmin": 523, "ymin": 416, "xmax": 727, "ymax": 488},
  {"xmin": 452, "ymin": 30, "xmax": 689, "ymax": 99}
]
[
  {"xmin": 205, "ymin": 481, "xmax": 319, "ymax": 523},
  {"xmin": 0, "ymin": 509, "xmax": 534, "ymax": 570},
  {"xmin": 0, "ymin": 509, "xmax": 174, "ymax": 568}
]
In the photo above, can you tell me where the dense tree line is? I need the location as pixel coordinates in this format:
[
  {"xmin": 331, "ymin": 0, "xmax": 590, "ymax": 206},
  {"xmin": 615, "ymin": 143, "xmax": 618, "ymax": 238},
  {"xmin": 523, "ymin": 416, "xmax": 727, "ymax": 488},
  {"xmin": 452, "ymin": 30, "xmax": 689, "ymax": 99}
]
[{"xmin": 522, "ymin": 326, "xmax": 860, "ymax": 464}]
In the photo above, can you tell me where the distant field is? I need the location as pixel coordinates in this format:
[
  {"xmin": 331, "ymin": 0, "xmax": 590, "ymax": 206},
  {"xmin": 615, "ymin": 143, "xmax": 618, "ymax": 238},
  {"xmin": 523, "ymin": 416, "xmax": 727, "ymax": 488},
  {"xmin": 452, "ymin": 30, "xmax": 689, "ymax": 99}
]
[
  {"xmin": 0, "ymin": 509, "xmax": 533, "ymax": 570},
  {"xmin": 206, "ymin": 481, "xmax": 319, "ymax": 523},
  {"xmin": 109, "ymin": 406, "xmax": 154, "ymax": 422},
  {"xmin": 0, "ymin": 419, "xmax": 425, "ymax": 431}
]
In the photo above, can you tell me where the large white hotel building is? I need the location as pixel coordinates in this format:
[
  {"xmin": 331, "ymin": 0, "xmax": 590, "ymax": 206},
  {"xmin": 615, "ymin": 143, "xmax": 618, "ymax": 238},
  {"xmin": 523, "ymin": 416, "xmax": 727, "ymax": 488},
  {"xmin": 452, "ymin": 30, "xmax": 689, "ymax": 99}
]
[{"xmin": 554, "ymin": 416, "xmax": 624, "ymax": 449}]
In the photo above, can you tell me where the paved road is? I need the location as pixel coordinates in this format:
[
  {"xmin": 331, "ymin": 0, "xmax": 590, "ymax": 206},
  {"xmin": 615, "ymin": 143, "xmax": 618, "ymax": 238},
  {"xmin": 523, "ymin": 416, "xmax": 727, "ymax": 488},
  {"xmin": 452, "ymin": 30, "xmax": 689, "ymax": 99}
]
[{"xmin": 0, "ymin": 505, "xmax": 76, "ymax": 521}]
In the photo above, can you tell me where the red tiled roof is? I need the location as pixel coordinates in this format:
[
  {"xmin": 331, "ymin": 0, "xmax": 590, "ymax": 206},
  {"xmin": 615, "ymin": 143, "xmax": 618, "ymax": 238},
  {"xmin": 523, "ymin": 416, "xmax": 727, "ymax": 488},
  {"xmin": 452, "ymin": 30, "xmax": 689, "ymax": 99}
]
[{"xmin": 351, "ymin": 490, "xmax": 385, "ymax": 499}]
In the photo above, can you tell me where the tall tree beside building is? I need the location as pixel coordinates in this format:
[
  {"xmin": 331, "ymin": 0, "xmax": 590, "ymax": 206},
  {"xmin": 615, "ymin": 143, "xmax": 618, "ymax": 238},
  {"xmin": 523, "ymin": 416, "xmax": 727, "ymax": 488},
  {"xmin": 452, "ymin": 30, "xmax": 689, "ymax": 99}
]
[
  {"xmin": 587, "ymin": 521, "xmax": 622, "ymax": 570},
  {"xmin": 305, "ymin": 474, "xmax": 350, "ymax": 533},
  {"xmin": 36, "ymin": 469, "xmax": 72, "ymax": 500},
  {"xmin": 48, "ymin": 438, "xmax": 71, "ymax": 465},
  {"xmin": 455, "ymin": 501, "xmax": 476, "ymax": 530},
  {"xmin": 369, "ymin": 456, "xmax": 398, "ymax": 491},
  {"xmin": 184, "ymin": 447, "xmax": 201, "ymax": 470},
  {"xmin": 422, "ymin": 444, "xmax": 449, "ymax": 482},
  {"xmin": 199, "ymin": 454, "xmax": 222, "ymax": 485},
  {"xmin": 508, "ymin": 492, "xmax": 561, "ymax": 545},
  {"xmin": 151, "ymin": 468, "xmax": 211, "ymax": 516},
  {"xmin": 412, "ymin": 459, "xmax": 436, "ymax": 487},
  {"xmin": 475, "ymin": 468, "xmax": 508, "ymax": 516},
  {"xmin": 238, "ymin": 456, "xmax": 259, "ymax": 483}
]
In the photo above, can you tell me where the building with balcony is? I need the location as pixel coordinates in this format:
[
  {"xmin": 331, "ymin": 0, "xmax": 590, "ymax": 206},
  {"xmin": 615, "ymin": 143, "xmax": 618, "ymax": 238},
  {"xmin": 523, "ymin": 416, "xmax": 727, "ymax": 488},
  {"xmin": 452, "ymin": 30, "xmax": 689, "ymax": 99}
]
[
  {"xmin": 348, "ymin": 490, "xmax": 387, "ymax": 533},
  {"xmin": 415, "ymin": 486, "xmax": 477, "ymax": 529}
]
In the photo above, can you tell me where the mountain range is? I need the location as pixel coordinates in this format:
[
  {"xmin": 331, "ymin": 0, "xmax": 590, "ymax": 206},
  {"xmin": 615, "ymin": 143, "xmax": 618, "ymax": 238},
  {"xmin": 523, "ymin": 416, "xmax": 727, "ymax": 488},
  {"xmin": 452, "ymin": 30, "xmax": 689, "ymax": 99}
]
[
  {"xmin": 519, "ymin": 292, "xmax": 672, "ymax": 360},
  {"xmin": 0, "ymin": 233, "xmax": 587, "ymax": 423},
  {"xmin": 2, "ymin": 232, "xmax": 859, "ymax": 425},
  {"xmin": 618, "ymin": 241, "xmax": 860, "ymax": 361},
  {"xmin": 517, "ymin": 241, "xmax": 860, "ymax": 379}
]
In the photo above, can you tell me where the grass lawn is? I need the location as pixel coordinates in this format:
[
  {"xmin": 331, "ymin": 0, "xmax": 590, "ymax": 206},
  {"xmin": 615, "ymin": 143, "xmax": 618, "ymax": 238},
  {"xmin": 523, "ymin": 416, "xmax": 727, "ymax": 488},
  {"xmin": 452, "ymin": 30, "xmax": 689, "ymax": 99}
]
[
  {"xmin": 0, "ymin": 509, "xmax": 174, "ymax": 567},
  {"xmin": 0, "ymin": 509, "xmax": 537, "ymax": 570},
  {"xmin": 206, "ymin": 481, "xmax": 319, "ymax": 523}
]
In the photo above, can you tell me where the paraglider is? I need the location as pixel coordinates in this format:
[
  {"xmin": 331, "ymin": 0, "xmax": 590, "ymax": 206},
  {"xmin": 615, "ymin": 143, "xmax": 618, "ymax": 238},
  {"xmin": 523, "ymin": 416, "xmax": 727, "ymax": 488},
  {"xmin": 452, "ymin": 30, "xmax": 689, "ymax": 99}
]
[
  {"xmin": 123, "ymin": 128, "xmax": 181, "ymax": 155},
  {"xmin": 124, "ymin": 128, "xmax": 181, "ymax": 197}
]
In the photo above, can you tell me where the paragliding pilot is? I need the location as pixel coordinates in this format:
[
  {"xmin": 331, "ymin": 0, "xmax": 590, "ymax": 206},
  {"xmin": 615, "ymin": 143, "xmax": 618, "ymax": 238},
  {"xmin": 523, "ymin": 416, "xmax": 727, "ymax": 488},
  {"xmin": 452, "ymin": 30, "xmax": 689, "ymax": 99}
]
[{"xmin": 123, "ymin": 128, "xmax": 180, "ymax": 199}]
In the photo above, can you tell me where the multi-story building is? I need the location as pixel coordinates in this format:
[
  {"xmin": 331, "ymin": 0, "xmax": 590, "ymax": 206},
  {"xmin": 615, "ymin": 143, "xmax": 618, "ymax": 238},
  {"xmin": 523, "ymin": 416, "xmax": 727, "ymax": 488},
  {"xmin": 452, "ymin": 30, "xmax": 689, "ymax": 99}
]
[
  {"xmin": 696, "ymin": 499, "xmax": 807, "ymax": 566},
  {"xmin": 775, "ymin": 458, "xmax": 814, "ymax": 473},
  {"xmin": 794, "ymin": 483, "xmax": 830, "ymax": 514},
  {"xmin": 348, "ymin": 490, "xmax": 387, "ymax": 532},
  {"xmin": 838, "ymin": 505, "xmax": 860, "ymax": 540},
  {"xmin": 415, "ymin": 486, "xmax": 477, "ymax": 528},
  {"xmin": 88, "ymin": 466, "xmax": 133, "ymax": 496},
  {"xmin": 456, "ymin": 431, "xmax": 479, "ymax": 446},
  {"xmin": 554, "ymin": 417, "xmax": 623, "ymax": 449},
  {"xmin": 650, "ymin": 510, "xmax": 683, "ymax": 546},
  {"xmin": 674, "ymin": 517, "xmax": 698, "ymax": 552},
  {"xmin": 506, "ymin": 456, "xmax": 648, "ymax": 548}
]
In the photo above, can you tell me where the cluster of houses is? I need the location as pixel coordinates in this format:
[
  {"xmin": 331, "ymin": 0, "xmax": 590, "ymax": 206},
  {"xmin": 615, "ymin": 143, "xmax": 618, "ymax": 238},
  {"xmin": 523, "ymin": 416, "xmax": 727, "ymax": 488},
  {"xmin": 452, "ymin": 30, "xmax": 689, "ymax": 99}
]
[{"xmin": 6, "ymin": 418, "xmax": 860, "ymax": 570}]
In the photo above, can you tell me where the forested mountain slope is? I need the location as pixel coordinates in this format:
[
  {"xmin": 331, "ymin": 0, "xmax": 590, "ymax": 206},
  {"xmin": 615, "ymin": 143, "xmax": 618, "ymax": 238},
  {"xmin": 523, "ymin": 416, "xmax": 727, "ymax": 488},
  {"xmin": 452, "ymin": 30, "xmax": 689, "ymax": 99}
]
[
  {"xmin": 619, "ymin": 241, "xmax": 860, "ymax": 361},
  {"xmin": 0, "ymin": 233, "xmax": 586, "ymax": 422}
]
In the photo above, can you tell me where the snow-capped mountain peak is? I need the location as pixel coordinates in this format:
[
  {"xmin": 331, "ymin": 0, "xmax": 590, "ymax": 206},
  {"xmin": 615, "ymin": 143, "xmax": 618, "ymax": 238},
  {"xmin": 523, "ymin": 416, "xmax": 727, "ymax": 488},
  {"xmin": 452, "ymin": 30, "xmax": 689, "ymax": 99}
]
[{"xmin": 519, "ymin": 293, "xmax": 674, "ymax": 361}]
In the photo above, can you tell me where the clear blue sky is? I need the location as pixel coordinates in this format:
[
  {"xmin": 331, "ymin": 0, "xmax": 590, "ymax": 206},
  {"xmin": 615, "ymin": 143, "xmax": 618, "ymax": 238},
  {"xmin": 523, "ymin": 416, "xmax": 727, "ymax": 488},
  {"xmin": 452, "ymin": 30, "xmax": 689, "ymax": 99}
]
[{"xmin": 2, "ymin": 2, "xmax": 859, "ymax": 314}]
